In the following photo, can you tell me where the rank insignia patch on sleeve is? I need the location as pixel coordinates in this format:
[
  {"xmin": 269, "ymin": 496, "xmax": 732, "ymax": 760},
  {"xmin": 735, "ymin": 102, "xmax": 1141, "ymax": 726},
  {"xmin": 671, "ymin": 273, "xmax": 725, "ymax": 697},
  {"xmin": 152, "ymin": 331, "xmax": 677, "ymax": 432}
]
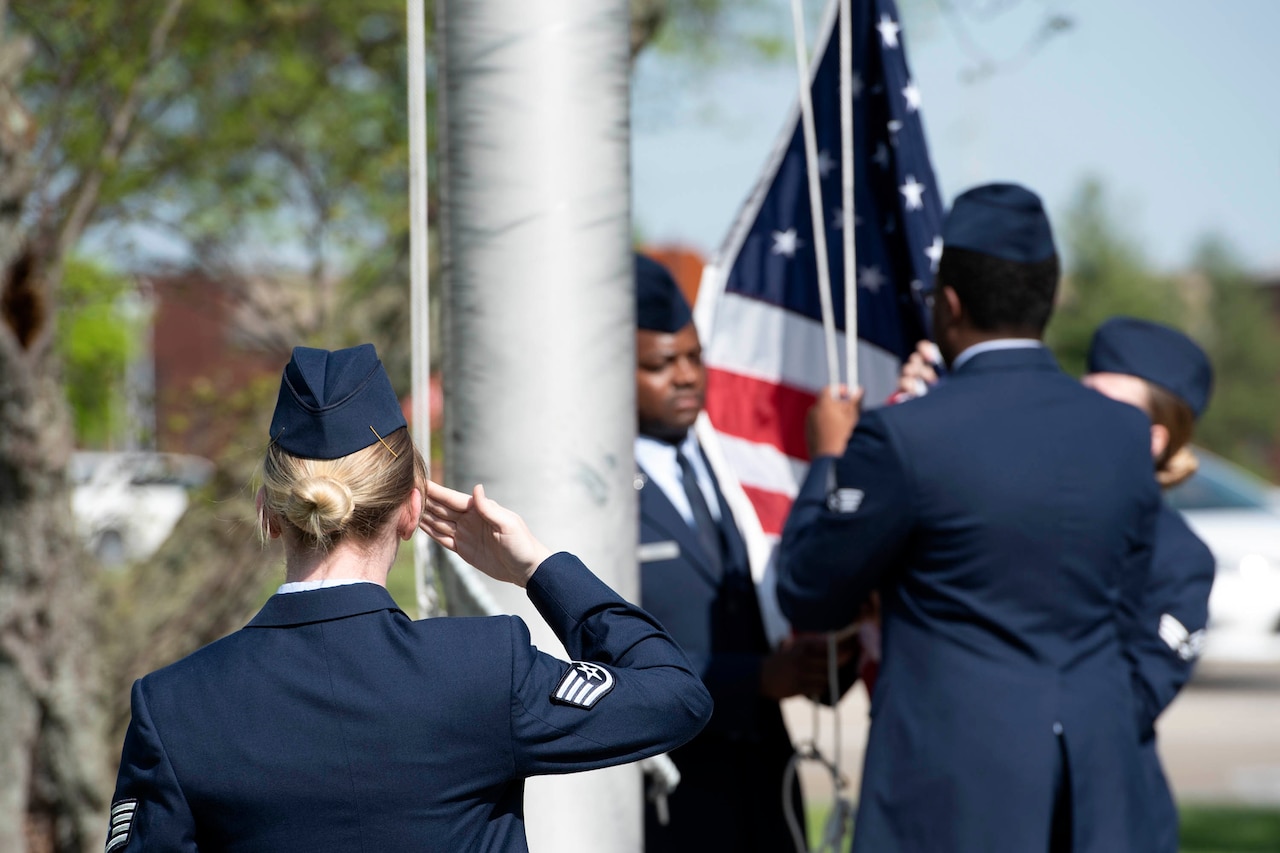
[
  {"xmin": 551, "ymin": 661, "xmax": 615, "ymax": 709},
  {"xmin": 106, "ymin": 799, "xmax": 137, "ymax": 852},
  {"xmin": 827, "ymin": 488, "xmax": 865, "ymax": 514},
  {"xmin": 1159, "ymin": 613, "xmax": 1206, "ymax": 662}
]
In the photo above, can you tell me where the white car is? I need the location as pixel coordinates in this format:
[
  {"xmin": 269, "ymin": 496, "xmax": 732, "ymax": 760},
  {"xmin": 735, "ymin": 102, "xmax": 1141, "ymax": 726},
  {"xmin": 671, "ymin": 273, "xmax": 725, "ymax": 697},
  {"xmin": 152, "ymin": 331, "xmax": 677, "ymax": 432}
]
[
  {"xmin": 1166, "ymin": 450, "xmax": 1280, "ymax": 663},
  {"xmin": 70, "ymin": 452, "xmax": 214, "ymax": 566}
]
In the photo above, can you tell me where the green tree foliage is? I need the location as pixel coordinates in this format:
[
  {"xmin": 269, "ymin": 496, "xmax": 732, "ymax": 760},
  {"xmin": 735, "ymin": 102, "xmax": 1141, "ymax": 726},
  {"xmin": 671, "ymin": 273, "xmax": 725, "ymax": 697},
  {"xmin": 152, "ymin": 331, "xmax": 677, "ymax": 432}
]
[
  {"xmin": 639, "ymin": 0, "xmax": 790, "ymax": 63},
  {"xmin": 16, "ymin": 0, "xmax": 710, "ymax": 397},
  {"xmin": 15, "ymin": 0, "xmax": 417, "ymax": 358},
  {"xmin": 1046, "ymin": 180, "xmax": 1185, "ymax": 378},
  {"xmin": 56, "ymin": 258, "xmax": 144, "ymax": 448},
  {"xmin": 1047, "ymin": 180, "xmax": 1280, "ymax": 479},
  {"xmin": 1191, "ymin": 238, "xmax": 1280, "ymax": 476}
]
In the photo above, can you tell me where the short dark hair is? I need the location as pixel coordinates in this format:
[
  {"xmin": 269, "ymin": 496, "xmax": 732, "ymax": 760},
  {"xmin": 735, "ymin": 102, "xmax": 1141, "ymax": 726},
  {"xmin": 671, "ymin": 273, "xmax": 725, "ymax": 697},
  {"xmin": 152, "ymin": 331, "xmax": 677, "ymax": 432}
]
[{"xmin": 938, "ymin": 247, "xmax": 1060, "ymax": 334}]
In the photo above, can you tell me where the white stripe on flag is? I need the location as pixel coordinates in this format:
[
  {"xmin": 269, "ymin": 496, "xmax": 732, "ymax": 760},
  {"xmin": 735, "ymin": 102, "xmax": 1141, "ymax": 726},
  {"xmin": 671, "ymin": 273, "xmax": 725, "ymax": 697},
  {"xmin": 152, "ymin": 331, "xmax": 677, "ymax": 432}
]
[
  {"xmin": 695, "ymin": 418, "xmax": 790, "ymax": 647},
  {"xmin": 716, "ymin": 432, "xmax": 808, "ymax": 498},
  {"xmin": 703, "ymin": 292, "xmax": 901, "ymax": 401}
]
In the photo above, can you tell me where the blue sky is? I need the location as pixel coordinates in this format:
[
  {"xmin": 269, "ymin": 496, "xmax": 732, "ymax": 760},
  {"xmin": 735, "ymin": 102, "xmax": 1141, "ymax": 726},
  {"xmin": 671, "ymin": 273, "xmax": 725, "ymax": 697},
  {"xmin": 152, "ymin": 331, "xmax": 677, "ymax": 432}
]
[{"xmin": 631, "ymin": 0, "xmax": 1280, "ymax": 274}]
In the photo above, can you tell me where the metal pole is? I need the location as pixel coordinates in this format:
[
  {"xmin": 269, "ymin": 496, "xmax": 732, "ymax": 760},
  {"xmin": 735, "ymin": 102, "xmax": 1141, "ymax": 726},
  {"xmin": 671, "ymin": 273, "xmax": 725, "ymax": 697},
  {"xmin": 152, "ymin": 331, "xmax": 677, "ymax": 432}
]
[
  {"xmin": 406, "ymin": 0, "xmax": 440, "ymax": 619},
  {"xmin": 437, "ymin": 1, "xmax": 637, "ymax": 850}
]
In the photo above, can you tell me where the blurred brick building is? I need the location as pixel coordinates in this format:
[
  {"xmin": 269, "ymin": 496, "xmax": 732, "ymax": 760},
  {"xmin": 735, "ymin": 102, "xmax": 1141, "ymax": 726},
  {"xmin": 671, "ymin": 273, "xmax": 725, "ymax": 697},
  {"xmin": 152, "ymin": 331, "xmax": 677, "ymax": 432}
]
[
  {"xmin": 146, "ymin": 272, "xmax": 287, "ymax": 460},
  {"xmin": 640, "ymin": 244, "xmax": 706, "ymax": 309},
  {"xmin": 145, "ymin": 271, "xmax": 442, "ymax": 464}
]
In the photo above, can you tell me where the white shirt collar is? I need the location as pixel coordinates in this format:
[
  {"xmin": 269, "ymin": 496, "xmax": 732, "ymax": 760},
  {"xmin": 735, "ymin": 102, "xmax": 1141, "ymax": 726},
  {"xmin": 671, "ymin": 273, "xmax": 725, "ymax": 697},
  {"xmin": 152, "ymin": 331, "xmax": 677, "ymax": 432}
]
[
  {"xmin": 951, "ymin": 338, "xmax": 1043, "ymax": 372},
  {"xmin": 276, "ymin": 578, "xmax": 378, "ymax": 595},
  {"xmin": 635, "ymin": 431, "xmax": 722, "ymax": 526}
]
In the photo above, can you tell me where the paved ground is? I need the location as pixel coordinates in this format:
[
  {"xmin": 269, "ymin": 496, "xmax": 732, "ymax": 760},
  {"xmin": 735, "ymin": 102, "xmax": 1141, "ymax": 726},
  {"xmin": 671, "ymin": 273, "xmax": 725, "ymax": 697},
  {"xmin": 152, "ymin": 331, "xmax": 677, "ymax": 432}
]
[
  {"xmin": 784, "ymin": 661, "xmax": 1280, "ymax": 807},
  {"xmin": 1159, "ymin": 662, "xmax": 1280, "ymax": 805}
]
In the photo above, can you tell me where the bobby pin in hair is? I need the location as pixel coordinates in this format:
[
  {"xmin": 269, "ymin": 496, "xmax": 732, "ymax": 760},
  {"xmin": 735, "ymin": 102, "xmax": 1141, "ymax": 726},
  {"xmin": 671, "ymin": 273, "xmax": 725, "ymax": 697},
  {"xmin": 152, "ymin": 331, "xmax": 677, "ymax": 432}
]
[{"xmin": 369, "ymin": 426, "xmax": 400, "ymax": 459}]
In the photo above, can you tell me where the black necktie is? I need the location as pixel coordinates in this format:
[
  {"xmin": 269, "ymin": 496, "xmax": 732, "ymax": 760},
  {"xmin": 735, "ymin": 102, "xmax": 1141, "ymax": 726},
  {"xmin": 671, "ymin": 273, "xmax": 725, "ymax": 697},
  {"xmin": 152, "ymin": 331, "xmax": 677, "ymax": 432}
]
[{"xmin": 677, "ymin": 448, "xmax": 725, "ymax": 575}]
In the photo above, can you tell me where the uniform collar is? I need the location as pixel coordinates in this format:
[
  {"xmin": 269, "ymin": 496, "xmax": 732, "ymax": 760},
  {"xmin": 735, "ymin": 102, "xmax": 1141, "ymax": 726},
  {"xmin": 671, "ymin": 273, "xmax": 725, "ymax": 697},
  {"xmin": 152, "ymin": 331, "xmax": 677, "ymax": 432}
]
[
  {"xmin": 950, "ymin": 338, "xmax": 1043, "ymax": 372},
  {"xmin": 248, "ymin": 583, "xmax": 404, "ymax": 628},
  {"xmin": 277, "ymin": 578, "xmax": 377, "ymax": 594},
  {"xmin": 952, "ymin": 343, "xmax": 1058, "ymax": 375}
]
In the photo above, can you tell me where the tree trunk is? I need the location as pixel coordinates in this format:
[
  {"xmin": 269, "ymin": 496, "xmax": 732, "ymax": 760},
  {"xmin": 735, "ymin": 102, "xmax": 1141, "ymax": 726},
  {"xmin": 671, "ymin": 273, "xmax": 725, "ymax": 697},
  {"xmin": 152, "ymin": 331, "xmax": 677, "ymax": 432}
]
[{"xmin": 0, "ymin": 19, "xmax": 107, "ymax": 853}]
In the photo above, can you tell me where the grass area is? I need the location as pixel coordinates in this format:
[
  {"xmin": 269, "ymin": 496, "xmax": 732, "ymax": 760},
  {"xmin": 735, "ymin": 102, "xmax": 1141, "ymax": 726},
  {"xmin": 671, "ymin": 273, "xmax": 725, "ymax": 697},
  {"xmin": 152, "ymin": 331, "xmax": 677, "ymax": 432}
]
[
  {"xmin": 1180, "ymin": 806, "xmax": 1280, "ymax": 852},
  {"xmin": 805, "ymin": 806, "xmax": 852, "ymax": 852},
  {"xmin": 385, "ymin": 545, "xmax": 419, "ymax": 612},
  {"xmin": 802, "ymin": 804, "xmax": 1280, "ymax": 852}
]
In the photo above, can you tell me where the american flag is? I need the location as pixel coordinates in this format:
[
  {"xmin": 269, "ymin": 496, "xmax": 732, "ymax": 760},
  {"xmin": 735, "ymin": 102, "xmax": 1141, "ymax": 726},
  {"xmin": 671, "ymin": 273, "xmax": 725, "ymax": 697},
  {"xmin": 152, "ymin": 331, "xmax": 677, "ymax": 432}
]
[{"xmin": 696, "ymin": 0, "xmax": 943, "ymax": 547}]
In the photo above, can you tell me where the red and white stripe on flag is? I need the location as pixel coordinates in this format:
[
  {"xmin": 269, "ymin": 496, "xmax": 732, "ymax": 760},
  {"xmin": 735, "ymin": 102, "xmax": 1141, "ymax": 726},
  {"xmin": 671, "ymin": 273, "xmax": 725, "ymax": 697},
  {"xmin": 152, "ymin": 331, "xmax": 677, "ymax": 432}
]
[{"xmin": 699, "ymin": 286, "xmax": 901, "ymax": 538}]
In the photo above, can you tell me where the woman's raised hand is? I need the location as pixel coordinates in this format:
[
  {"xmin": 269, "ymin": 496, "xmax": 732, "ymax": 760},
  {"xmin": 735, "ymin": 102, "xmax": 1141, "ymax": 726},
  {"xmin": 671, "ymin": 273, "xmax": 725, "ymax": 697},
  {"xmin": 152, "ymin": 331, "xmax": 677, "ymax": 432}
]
[{"xmin": 419, "ymin": 480, "xmax": 552, "ymax": 587}]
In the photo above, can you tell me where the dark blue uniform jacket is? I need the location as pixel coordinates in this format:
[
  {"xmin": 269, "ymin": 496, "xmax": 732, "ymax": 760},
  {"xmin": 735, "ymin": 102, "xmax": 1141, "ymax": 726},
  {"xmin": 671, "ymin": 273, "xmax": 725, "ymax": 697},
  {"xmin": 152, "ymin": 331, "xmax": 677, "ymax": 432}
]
[
  {"xmin": 109, "ymin": 553, "xmax": 712, "ymax": 852},
  {"xmin": 779, "ymin": 347, "xmax": 1161, "ymax": 853},
  {"xmin": 1130, "ymin": 505, "xmax": 1215, "ymax": 852},
  {"xmin": 637, "ymin": 460, "xmax": 800, "ymax": 852}
]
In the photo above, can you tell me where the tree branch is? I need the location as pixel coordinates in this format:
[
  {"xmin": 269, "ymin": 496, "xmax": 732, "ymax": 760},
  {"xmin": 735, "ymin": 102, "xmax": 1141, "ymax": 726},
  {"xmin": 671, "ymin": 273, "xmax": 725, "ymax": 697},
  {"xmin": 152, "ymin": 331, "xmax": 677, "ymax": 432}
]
[
  {"xmin": 630, "ymin": 0, "xmax": 670, "ymax": 60},
  {"xmin": 23, "ymin": 0, "xmax": 186, "ymax": 361},
  {"xmin": 48, "ymin": 0, "xmax": 187, "ymax": 279}
]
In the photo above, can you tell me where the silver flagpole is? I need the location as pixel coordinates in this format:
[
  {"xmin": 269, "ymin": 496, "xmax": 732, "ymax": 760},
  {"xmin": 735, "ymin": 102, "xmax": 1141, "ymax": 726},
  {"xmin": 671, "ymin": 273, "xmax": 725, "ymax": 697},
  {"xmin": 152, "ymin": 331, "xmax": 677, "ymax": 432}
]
[
  {"xmin": 840, "ymin": 0, "xmax": 858, "ymax": 388},
  {"xmin": 790, "ymin": 0, "xmax": 842, "ymax": 391},
  {"xmin": 436, "ymin": 0, "xmax": 637, "ymax": 849},
  {"xmin": 407, "ymin": 0, "xmax": 439, "ymax": 619}
]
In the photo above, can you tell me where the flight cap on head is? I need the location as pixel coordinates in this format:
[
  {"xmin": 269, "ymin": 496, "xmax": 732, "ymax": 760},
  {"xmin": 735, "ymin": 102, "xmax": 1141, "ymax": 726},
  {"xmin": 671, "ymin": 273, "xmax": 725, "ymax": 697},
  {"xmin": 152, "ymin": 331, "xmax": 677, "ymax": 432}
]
[
  {"xmin": 1088, "ymin": 317, "xmax": 1213, "ymax": 419},
  {"xmin": 268, "ymin": 343, "xmax": 408, "ymax": 459},
  {"xmin": 635, "ymin": 253, "xmax": 693, "ymax": 333},
  {"xmin": 942, "ymin": 183, "xmax": 1056, "ymax": 264}
]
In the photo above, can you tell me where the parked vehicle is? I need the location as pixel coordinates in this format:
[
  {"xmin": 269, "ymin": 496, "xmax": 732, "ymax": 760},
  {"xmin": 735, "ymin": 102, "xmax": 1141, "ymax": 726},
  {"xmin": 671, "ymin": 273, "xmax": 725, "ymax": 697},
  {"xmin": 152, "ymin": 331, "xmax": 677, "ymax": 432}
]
[
  {"xmin": 70, "ymin": 452, "xmax": 214, "ymax": 566},
  {"xmin": 1166, "ymin": 450, "xmax": 1280, "ymax": 663}
]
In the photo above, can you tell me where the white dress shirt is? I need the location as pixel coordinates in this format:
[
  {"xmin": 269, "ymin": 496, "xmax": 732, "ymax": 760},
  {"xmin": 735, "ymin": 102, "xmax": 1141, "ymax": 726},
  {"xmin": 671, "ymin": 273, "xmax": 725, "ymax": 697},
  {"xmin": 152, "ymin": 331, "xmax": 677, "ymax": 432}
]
[
  {"xmin": 276, "ymin": 578, "xmax": 377, "ymax": 595},
  {"xmin": 635, "ymin": 431, "xmax": 722, "ymax": 528}
]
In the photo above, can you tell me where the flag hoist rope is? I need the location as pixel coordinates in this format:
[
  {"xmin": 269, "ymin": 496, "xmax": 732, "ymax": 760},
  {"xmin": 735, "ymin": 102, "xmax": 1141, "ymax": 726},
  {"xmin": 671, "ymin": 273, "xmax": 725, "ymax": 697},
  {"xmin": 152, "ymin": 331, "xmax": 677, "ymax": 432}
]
[
  {"xmin": 790, "ymin": 0, "xmax": 840, "ymax": 394},
  {"xmin": 785, "ymin": 1, "xmax": 856, "ymax": 850},
  {"xmin": 406, "ymin": 0, "xmax": 441, "ymax": 620},
  {"xmin": 840, "ymin": 0, "xmax": 858, "ymax": 386}
]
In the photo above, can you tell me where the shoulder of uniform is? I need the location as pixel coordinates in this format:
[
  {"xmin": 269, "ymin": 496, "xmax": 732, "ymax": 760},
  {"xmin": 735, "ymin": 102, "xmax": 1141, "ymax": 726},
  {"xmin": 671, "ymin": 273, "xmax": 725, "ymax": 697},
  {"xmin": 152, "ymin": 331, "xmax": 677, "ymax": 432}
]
[
  {"xmin": 1076, "ymin": 384, "xmax": 1158, "ymax": 451},
  {"xmin": 861, "ymin": 395, "xmax": 932, "ymax": 449},
  {"xmin": 410, "ymin": 612, "xmax": 522, "ymax": 637},
  {"xmin": 142, "ymin": 628, "xmax": 249, "ymax": 684},
  {"xmin": 1158, "ymin": 507, "xmax": 1215, "ymax": 567},
  {"xmin": 875, "ymin": 377, "xmax": 966, "ymax": 420}
]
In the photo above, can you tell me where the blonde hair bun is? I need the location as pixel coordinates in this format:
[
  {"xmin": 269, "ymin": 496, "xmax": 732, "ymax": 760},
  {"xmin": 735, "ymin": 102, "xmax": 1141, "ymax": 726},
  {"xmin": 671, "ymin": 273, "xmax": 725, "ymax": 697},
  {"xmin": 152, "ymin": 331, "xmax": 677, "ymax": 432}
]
[
  {"xmin": 285, "ymin": 476, "xmax": 357, "ymax": 541},
  {"xmin": 259, "ymin": 426, "xmax": 426, "ymax": 551},
  {"xmin": 1157, "ymin": 445, "xmax": 1200, "ymax": 490}
]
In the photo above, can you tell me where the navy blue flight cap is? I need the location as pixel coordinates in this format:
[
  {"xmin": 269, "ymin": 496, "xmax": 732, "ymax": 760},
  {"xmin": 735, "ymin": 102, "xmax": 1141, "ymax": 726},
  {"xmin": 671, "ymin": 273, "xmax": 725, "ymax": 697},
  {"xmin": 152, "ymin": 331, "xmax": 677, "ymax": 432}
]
[
  {"xmin": 942, "ymin": 183, "xmax": 1056, "ymax": 263},
  {"xmin": 636, "ymin": 253, "xmax": 693, "ymax": 333},
  {"xmin": 1088, "ymin": 317, "xmax": 1213, "ymax": 418},
  {"xmin": 269, "ymin": 343, "xmax": 407, "ymax": 459}
]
